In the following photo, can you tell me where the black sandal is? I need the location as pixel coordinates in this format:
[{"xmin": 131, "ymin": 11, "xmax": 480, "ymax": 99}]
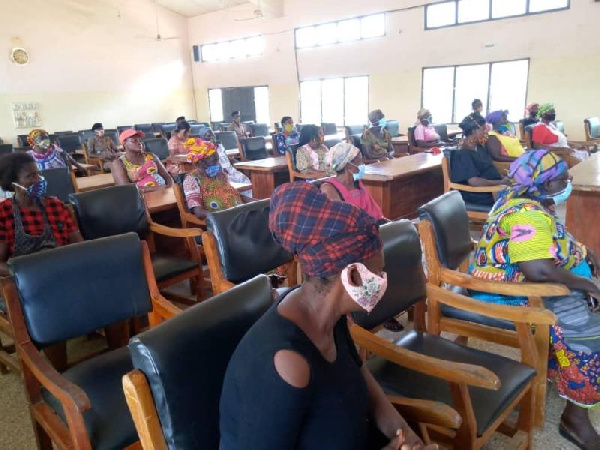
[
  {"xmin": 383, "ymin": 318, "xmax": 404, "ymax": 332},
  {"xmin": 559, "ymin": 422, "xmax": 600, "ymax": 450}
]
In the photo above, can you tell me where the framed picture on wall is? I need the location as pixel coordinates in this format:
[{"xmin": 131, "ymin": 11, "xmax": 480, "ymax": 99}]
[{"xmin": 11, "ymin": 102, "xmax": 41, "ymax": 128}]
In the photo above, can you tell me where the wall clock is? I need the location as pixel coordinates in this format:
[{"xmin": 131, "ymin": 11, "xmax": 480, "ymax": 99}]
[{"xmin": 10, "ymin": 48, "xmax": 29, "ymax": 65}]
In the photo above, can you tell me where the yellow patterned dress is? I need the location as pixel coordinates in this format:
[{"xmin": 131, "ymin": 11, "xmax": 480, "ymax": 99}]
[{"xmin": 182, "ymin": 170, "xmax": 242, "ymax": 212}]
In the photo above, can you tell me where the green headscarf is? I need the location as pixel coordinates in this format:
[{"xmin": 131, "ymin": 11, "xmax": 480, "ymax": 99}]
[{"xmin": 537, "ymin": 103, "xmax": 554, "ymax": 119}]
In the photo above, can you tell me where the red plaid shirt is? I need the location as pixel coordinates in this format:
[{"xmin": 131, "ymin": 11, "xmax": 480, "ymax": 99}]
[{"xmin": 0, "ymin": 197, "xmax": 77, "ymax": 257}]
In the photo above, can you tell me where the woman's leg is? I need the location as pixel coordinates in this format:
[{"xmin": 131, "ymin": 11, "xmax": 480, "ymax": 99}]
[{"xmin": 560, "ymin": 402, "xmax": 600, "ymax": 448}]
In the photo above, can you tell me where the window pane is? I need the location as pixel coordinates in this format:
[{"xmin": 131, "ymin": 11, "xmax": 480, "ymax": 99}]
[
  {"xmin": 458, "ymin": 0, "xmax": 489, "ymax": 23},
  {"xmin": 215, "ymin": 41, "xmax": 231, "ymax": 60},
  {"xmin": 296, "ymin": 27, "xmax": 317, "ymax": 48},
  {"xmin": 201, "ymin": 44, "xmax": 217, "ymax": 62},
  {"xmin": 321, "ymin": 78, "xmax": 344, "ymax": 126},
  {"xmin": 254, "ymin": 87, "xmax": 270, "ymax": 125},
  {"xmin": 492, "ymin": 0, "xmax": 526, "ymax": 18},
  {"xmin": 345, "ymin": 77, "xmax": 369, "ymax": 126},
  {"xmin": 316, "ymin": 23, "xmax": 338, "ymax": 46},
  {"xmin": 426, "ymin": 2, "xmax": 457, "ymax": 28},
  {"xmin": 454, "ymin": 64, "xmax": 489, "ymax": 123},
  {"xmin": 229, "ymin": 39, "xmax": 247, "ymax": 59},
  {"xmin": 246, "ymin": 36, "xmax": 264, "ymax": 57},
  {"xmin": 208, "ymin": 89, "xmax": 223, "ymax": 122},
  {"xmin": 360, "ymin": 14, "xmax": 385, "ymax": 39},
  {"xmin": 338, "ymin": 18, "xmax": 361, "ymax": 43},
  {"xmin": 489, "ymin": 60, "xmax": 529, "ymax": 123},
  {"xmin": 422, "ymin": 67, "xmax": 455, "ymax": 124},
  {"xmin": 300, "ymin": 81, "xmax": 322, "ymax": 125},
  {"xmin": 529, "ymin": 0, "xmax": 568, "ymax": 13}
]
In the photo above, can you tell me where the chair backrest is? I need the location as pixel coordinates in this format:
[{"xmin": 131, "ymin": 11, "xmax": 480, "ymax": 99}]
[
  {"xmin": 524, "ymin": 124, "xmax": 536, "ymax": 148},
  {"xmin": 345, "ymin": 125, "xmax": 365, "ymax": 137},
  {"xmin": 552, "ymin": 120, "xmax": 564, "ymax": 134},
  {"xmin": 79, "ymin": 130, "xmax": 96, "ymax": 148},
  {"xmin": 219, "ymin": 122, "xmax": 231, "ymax": 132},
  {"xmin": 41, "ymin": 168, "xmax": 75, "ymax": 202},
  {"xmin": 296, "ymin": 124, "xmax": 306, "ymax": 134},
  {"xmin": 242, "ymin": 120, "xmax": 255, "ymax": 126},
  {"xmin": 56, "ymin": 133, "xmax": 82, "ymax": 154},
  {"xmin": 240, "ymin": 137, "xmax": 268, "ymax": 160},
  {"xmin": 321, "ymin": 123, "xmax": 337, "ymax": 136},
  {"xmin": 128, "ymin": 275, "xmax": 272, "ymax": 450},
  {"xmin": 189, "ymin": 124, "xmax": 207, "ymax": 137},
  {"xmin": 434, "ymin": 124, "xmax": 448, "ymax": 141},
  {"xmin": 206, "ymin": 199, "xmax": 293, "ymax": 284},
  {"xmin": 348, "ymin": 134, "xmax": 362, "ymax": 148},
  {"xmin": 324, "ymin": 137, "xmax": 342, "ymax": 148},
  {"xmin": 187, "ymin": 120, "xmax": 198, "ymax": 124},
  {"xmin": 8, "ymin": 233, "xmax": 151, "ymax": 347},
  {"xmin": 418, "ymin": 191, "xmax": 472, "ymax": 271},
  {"xmin": 54, "ymin": 131, "xmax": 73, "ymax": 135},
  {"xmin": 0, "ymin": 144, "xmax": 13, "ymax": 155},
  {"xmin": 250, "ymin": 123, "xmax": 269, "ymax": 137},
  {"xmin": 274, "ymin": 122, "xmax": 283, "ymax": 132},
  {"xmin": 585, "ymin": 117, "xmax": 600, "ymax": 140},
  {"xmin": 143, "ymin": 138, "xmax": 170, "ymax": 161},
  {"xmin": 384, "ymin": 120, "xmax": 400, "ymax": 138},
  {"xmin": 198, "ymin": 122, "xmax": 210, "ymax": 128},
  {"xmin": 152, "ymin": 123, "xmax": 165, "ymax": 133},
  {"xmin": 215, "ymin": 131, "xmax": 239, "ymax": 151},
  {"xmin": 352, "ymin": 220, "xmax": 426, "ymax": 329},
  {"xmin": 117, "ymin": 126, "xmax": 134, "ymax": 135},
  {"xmin": 69, "ymin": 184, "xmax": 149, "ymax": 240},
  {"xmin": 135, "ymin": 124, "xmax": 155, "ymax": 136},
  {"xmin": 105, "ymin": 129, "xmax": 120, "ymax": 148},
  {"xmin": 18, "ymin": 135, "xmax": 31, "ymax": 148},
  {"xmin": 407, "ymin": 126, "xmax": 417, "ymax": 148},
  {"xmin": 285, "ymin": 145, "xmax": 299, "ymax": 172}
]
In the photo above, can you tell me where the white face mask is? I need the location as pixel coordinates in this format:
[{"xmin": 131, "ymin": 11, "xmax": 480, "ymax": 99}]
[{"xmin": 341, "ymin": 263, "xmax": 387, "ymax": 312}]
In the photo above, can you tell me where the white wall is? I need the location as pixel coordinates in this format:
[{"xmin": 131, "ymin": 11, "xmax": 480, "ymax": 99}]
[
  {"xmin": 0, "ymin": 0, "xmax": 196, "ymax": 145},
  {"xmin": 188, "ymin": 0, "xmax": 600, "ymax": 140}
]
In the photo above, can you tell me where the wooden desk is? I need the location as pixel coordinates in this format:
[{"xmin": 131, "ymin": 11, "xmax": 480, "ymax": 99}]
[
  {"xmin": 234, "ymin": 156, "xmax": 289, "ymax": 199},
  {"xmin": 391, "ymin": 136, "xmax": 409, "ymax": 156},
  {"xmin": 75, "ymin": 173, "xmax": 114, "ymax": 192},
  {"xmin": 362, "ymin": 153, "xmax": 444, "ymax": 219},
  {"xmin": 566, "ymin": 153, "xmax": 600, "ymax": 256}
]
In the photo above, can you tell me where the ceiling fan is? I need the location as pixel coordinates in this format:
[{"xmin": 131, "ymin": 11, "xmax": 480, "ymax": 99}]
[{"xmin": 137, "ymin": 1, "xmax": 180, "ymax": 42}]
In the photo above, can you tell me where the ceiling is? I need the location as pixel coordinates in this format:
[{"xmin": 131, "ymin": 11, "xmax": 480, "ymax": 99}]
[{"xmin": 155, "ymin": 0, "xmax": 256, "ymax": 17}]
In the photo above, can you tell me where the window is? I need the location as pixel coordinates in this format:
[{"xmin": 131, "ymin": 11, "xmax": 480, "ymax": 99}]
[
  {"xmin": 422, "ymin": 59, "xmax": 529, "ymax": 123},
  {"xmin": 200, "ymin": 35, "xmax": 264, "ymax": 62},
  {"xmin": 295, "ymin": 13, "xmax": 385, "ymax": 49},
  {"xmin": 208, "ymin": 86, "xmax": 270, "ymax": 124},
  {"xmin": 300, "ymin": 76, "xmax": 368, "ymax": 126},
  {"xmin": 426, "ymin": 0, "xmax": 568, "ymax": 29}
]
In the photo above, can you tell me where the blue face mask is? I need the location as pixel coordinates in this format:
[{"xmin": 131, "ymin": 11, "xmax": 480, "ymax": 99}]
[
  {"xmin": 205, "ymin": 164, "xmax": 221, "ymax": 178},
  {"xmin": 497, "ymin": 125, "xmax": 509, "ymax": 133},
  {"xmin": 14, "ymin": 177, "xmax": 47, "ymax": 199},
  {"xmin": 550, "ymin": 181, "xmax": 573, "ymax": 205},
  {"xmin": 378, "ymin": 119, "xmax": 387, "ymax": 128},
  {"xmin": 352, "ymin": 164, "xmax": 366, "ymax": 182}
]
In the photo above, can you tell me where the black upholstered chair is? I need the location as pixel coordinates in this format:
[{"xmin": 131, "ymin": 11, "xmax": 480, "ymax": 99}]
[
  {"xmin": 350, "ymin": 219, "xmax": 555, "ymax": 448},
  {"xmin": 585, "ymin": 117, "xmax": 600, "ymax": 141},
  {"xmin": 123, "ymin": 275, "xmax": 273, "ymax": 449},
  {"xmin": 434, "ymin": 124, "xmax": 448, "ymax": 142},
  {"xmin": 41, "ymin": 168, "xmax": 77, "ymax": 202},
  {"xmin": 143, "ymin": 138, "xmax": 170, "ymax": 161},
  {"xmin": 135, "ymin": 124, "xmax": 155, "ymax": 137},
  {"xmin": 0, "ymin": 233, "xmax": 180, "ymax": 450},
  {"xmin": 190, "ymin": 124, "xmax": 207, "ymax": 136},
  {"xmin": 0, "ymin": 143, "xmax": 13, "ymax": 155},
  {"xmin": 284, "ymin": 144, "xmax": 324, "ymax": 182},
  {"xmin": 70, "ymin": 184, "xmax": 205, "ymax": 303},
  {"xmin": 384, "ymin": 120, "xmax": 400, "ymax": 138},
  {"xmin": 324, "ymin": 137, "xmax": 342, "ymax": 148},
  {"xmin": 274, "ymin": 122, "xmax": 283, "ymax": 133},
  {"xmin": 104, "ymin": 129, "xmax": 120, "ymax": 148},
  {"xmin": 18, "ymin": 134, "xmax": 31, "ymax": 148},
  {"xmin": 161, "ymin": 123, "xmax": 177, "ymax": 140},
  {"xmin": 117, "ymin": 125, "xmax": 133, "ymax": 135},
  {"xmin": 56, "ymin": 133, "xmax": 82, "ymax": 156},
  {"xmin": 202, "ymin": 199, "xmax": 296, "ymax": 294},
  {"xmin": 152, "ymin": 123, "xmax": 165, "ymax": 134},
  {"xmin": 240, "ymin": 136, "xmax": 268, "ymax": 161},
  {"xmin": 345, "ymin": 125, "xmax": 365, "ymax": 138},
  {"xmin": 407, "ymin": 126, "xmax": 418, "ymax": 153},
  {"xmin": 219, "ymin": 123, "xmax": 231, "ymax": 132},
  {"xmin": 250, "ymin": 123, "xmax": 269, "ymax": 137},
  {"xmin": 417, "ymin": 191, "xmax": 568, "ymax": 427},
  {"xmin": 321, "ymin": 122, "xmax": 337, "ymax": 136},
  {"xmin": 215, "ymin": 131, "xmax": 239, "ymax": 152}
]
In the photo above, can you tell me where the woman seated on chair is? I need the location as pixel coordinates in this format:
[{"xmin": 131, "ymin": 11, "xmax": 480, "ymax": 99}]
[
  {"xmin": 166, "ymin": 120, "xmax": 191, "ymax": 175},
  {"xmin": 26, "ymin": 129, "xmax": 84, "ymax": 173},
  {"xmin": 531, "ymin": 103, "xmax": 587, "ymax": 167},
  {"xmin": 198, "ymin": 128, "xmax": 251, "ymax": 188},
  {"xmin": 295, "ymin": 125, "xmax": 329, "ymax": 175},
  {"xmin": 414, "ymin": 108, "xmax": 443, "ymax": 150},
  {"xmin": 450, "ymin": 116, "xmax": 506, "ymax": 207},
  {"xmin": 87, "ymin": 122, "xmax": 119, "ymax": 171},
  {"xmin": 112, "ymin": 129, "xmax": 172, "ymax": 193},
  {"xmin": 469, "ymin": 150, "xmax": 600, "ymax": 449},
  {"xmin": 361, "ymin": 109, "xmax": 393, "ymax": 161},
  {"xmin": 220, "ymin": 182, "xmax": 434, "ymax": 450},
  {"xmin": 521, "ymin": 102, "xmax": 539, "ymax": 128},
  {"xmin": 274, "ymin": 116, "xmax": 300, "ymax": 155},
  {"xmin": 485, "ymin": 110, "xmax": 525, "ymax": 162},
  {"xmin": 182, "ymin": 138, "xmax": 252, "ymax": 219},
  {"xmin": 0, "ymin": 153, "xmax": 83, "ymax": 276}
]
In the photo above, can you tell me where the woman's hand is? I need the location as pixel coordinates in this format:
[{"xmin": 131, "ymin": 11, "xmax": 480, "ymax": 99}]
[
  {"xmin": 381, "ymin": 429, "xmax": 438, "ymax": 450},
  {"xmin": 586, "ymin": 250, "xmax": 598, "ymax": 277}
]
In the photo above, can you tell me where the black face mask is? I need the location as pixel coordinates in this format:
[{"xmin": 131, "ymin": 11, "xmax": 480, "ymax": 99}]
[
  {"xmin": 544, "ymin": 113, "xmax": 556, "ymax": 122},
  {"xmin": 530, "ymin": 111, "xmax": 538, "ymax": 119}
]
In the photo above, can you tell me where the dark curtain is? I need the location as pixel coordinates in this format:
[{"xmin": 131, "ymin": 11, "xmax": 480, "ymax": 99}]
[{"xmin": 222, "ymin": 87, "xmax": 256, "ymax": 122}]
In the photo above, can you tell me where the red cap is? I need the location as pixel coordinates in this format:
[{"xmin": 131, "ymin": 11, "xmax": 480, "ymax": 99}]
[{"xmin": 119, "ymin": 129, "xmax": 145, "ymax": 144}]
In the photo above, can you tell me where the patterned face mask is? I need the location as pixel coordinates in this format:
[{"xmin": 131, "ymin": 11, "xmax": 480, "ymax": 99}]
[
  {"xmin": 341, "ymin": 263, "xmax": 387, "ymax": 312},
  {"xmin": 13, "ymin": 177, "xmax": 47, "ymax": 199}
]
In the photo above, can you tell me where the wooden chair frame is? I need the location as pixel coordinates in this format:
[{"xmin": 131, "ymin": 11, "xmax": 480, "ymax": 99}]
[
  {"xmin": 80, "ymin": 141, "xmax": 104, "ymax": 172},
  {"xmin": 441, "ymin": 156, "xmax": 504, "ymax": 222},
  {"xmin": 284, "ymin": 150, "xmax": 325, "ymax": 183},
  {"xmin": 0, "ymin": 242, "xmax": 180, "ymax": 450},
  {"xmin": 584, "ymin": 118, "xmax": 600, "ymax": 143},
  {"xmin": 0, "ymin": 293, "xmax": 19, "ymax": 374},
  {"xmin": 418, "ymin": 219, "xmax": 569, "ymax": 428},
  {"xmin": 352, "ymin": 282, "xmax": 556, "ymax": 449}
]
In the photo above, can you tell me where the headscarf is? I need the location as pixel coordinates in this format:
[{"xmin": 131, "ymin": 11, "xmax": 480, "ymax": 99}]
[
  {"xmin": 27, "ymin": 129, "xmax": 48, "ymax": 147},
  {"xmin": 185, "ymin": 137, "xmax": 216, "ymax": 164},
  {"xmin": 269, "ymin": 182, "xmax": 382, "ymax": 277},
  {"xmin": 499, "ymin": 150, "xmax": 567, "ymax": 205},
  {"xmin": 537, "ymin": 103, "xmax": 554, "ymax": 119},
  {"xmin": 417, "ymin": 108, "xmax": 430, "ymax": 120},
  {"xmin": 325, "ymin": 142, "xmax": 360, "ymax": 174},
  {"xmin": 524, "ymin": 102, "xmax": 539, "ymax": 117},
  {"xmin": 486, "ymin": 110, "xmax": 508, "ymax": 126}
]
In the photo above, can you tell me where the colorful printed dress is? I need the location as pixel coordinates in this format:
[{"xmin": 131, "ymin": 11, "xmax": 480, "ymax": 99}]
[
  {"xmin": 28, "ymin": 147, "xmax": 67, "ymax": 170},
  {"xmin": 182, "ymin": 170, "xmax": 242, "ymax": 212},
  {"xmin": 120, "ymin": 153, "xmax": 166, "ymax": 188},
  {"xmin": 469, "ymin": 197, "xmax": 600, "ymax": 407}
]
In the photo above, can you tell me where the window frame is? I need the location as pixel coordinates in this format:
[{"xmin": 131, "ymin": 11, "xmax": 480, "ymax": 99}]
[
  {"xmin": 294, "ymin": 13, "xmax": 386, "ymax": 49},
  {"xmin": 207, "ymin": 85, "xmax": 270, "ymax": 123},
  {"xmin": 420, "ymin": 58, "xmax": 530, "ymax": 124},
  {"xmin": 299, "ymin": 75, "xmax": 369, "ymax": 126},
  {"xmin": 200, "ymin": 35, "xmax": 264, "ymax": 63},
  {"xmin": 424, "ymin": 0, "xmax": 570, "ymax": 30}
]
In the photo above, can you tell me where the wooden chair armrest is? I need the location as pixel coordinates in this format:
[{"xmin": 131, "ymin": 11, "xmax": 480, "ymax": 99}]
[
  {"xmin": 427, "ymin": 283, "xmax": 556, "ymax": 325},
  {"xmin": 19, "ymin": 341, "xmax": 90, "ymax": 412},
  {"xmin": 350, "ymin": 325, "xmax": 500, "ymax": 390},
  {"xmin": 448, "ymin": 182, "xmax": 504, "ymax": 193},
  {"xmin": 151, "ymin": 293, "xmax": 182, "ymax": 321},
  {"xmin": 149, "ymin": 222, "xmax": 202, "ymax": 239},
  {"xmin": 182, "ymin": 212, "xmax": 206, "ymax": 228},
  {"xmin": 440, "ymin": 268, "xmax": 570, "ymax": 297},
  {"xmin": 388, "ymin": 396, "xmax": 462, "ymax": 430}
]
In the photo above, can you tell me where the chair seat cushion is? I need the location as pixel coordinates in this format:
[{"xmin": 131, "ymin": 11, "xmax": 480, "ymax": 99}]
[
  {"xmin": 464, "ymin": 202, "xmax": 492, "ymax": 213},
  {"xmin": 366, "ymin": 331, "xmax": 535, "ymax": 437},
  {"xmin": 441, "ymin": 303, "xmax": 516, "ymax": 331},
  {"xmin": 151, "ymin": 254, "xmax": 198, "ymax": 282},
  {"xmin": 41, "ymin": 347, "xmax": 137, "ymax": 450}
]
